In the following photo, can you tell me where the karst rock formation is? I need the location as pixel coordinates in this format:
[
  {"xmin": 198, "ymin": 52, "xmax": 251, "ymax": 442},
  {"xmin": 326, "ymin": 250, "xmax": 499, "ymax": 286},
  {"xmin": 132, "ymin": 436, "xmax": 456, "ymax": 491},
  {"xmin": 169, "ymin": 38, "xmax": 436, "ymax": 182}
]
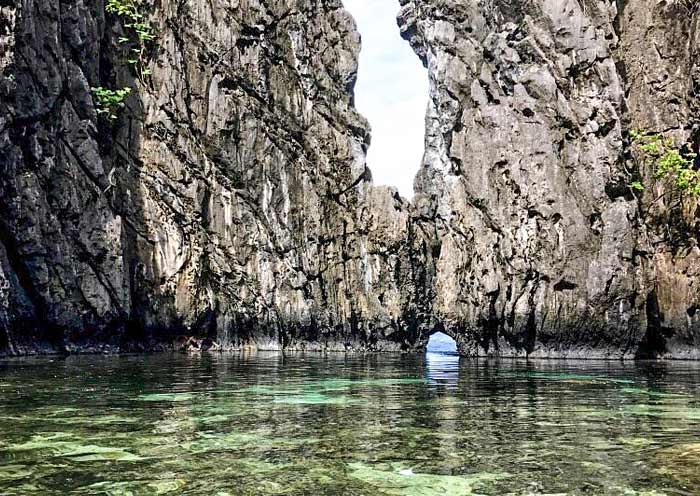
[{"xmin": 1, "ymin": 0, "xmax": 698, "ymax": 358}]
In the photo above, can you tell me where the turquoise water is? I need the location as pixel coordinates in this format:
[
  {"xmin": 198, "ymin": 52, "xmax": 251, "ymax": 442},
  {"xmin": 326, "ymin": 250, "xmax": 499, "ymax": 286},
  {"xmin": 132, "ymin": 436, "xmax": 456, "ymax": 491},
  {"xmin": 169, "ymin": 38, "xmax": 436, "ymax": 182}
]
[{"xmin": 0, "ymin": 352, "xmax": 699, "ymax": 495}]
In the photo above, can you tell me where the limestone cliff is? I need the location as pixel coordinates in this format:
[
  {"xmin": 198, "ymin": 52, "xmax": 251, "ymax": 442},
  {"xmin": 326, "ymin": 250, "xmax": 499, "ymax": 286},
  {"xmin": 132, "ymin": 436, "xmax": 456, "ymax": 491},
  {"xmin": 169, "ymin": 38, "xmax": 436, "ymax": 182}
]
[
  {"xmin": 0, "ymin": 0, "xmax": 698, "ymax": 358},
  {"xmin": 0, "ymin": 0, "xmax": 430, "ymax": 354},
  {"xmin": 399, "ymin": 0, "xmax": 699, "ymax": 358}
]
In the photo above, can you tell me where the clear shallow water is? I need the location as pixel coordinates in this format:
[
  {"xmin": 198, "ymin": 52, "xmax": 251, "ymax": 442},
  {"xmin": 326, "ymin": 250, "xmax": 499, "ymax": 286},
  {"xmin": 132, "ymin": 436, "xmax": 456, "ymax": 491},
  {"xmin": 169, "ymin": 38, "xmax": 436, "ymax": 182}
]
[{"xmin": 1, "ymin": 353, "xmax": 699, "ymax": 495}]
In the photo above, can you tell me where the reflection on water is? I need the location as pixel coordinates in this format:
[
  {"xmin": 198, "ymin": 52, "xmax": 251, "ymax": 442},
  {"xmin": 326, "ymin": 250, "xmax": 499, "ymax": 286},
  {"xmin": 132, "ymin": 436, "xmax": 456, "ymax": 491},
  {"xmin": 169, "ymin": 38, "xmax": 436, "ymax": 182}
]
[
  {"xmin": 0, "ymin": 353, "xmax": 699, "ymax": 495},
  {"xmin": 426, "ymin": 352, "xmax": 460, "ymax": 388}
]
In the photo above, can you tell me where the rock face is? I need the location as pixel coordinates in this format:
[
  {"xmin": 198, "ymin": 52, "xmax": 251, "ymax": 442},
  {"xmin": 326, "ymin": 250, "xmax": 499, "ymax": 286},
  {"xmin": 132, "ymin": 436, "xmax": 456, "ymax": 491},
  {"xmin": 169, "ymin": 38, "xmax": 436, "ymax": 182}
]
[
  {"xmin": 399, "ymin": 0, "xmax": 699, "ymax": 358},
  {"xmin": 0, "ymin": 0, "xmax": 698, "ymax": 358},
  {"xmin": 0, "ymin": 0, "xmax": 430, "ymax": 354},
  {"xmin": 616, "ymin": 0, "xmax": 700, "ymax": 358}
]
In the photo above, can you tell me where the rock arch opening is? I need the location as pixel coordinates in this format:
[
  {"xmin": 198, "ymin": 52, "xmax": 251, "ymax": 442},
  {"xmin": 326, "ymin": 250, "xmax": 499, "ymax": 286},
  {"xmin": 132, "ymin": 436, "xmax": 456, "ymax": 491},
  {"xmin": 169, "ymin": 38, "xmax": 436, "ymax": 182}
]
[
  {"xmin": 426, "ymin": 331, "xmax": 458, "ymax": 354},
  {"xmin": 343, "ymin": 0, "xmax": 428, "ymax": 198},
  {"xmin": 426, "ymin": 331, "xmax": 460, "ymax": 385}
]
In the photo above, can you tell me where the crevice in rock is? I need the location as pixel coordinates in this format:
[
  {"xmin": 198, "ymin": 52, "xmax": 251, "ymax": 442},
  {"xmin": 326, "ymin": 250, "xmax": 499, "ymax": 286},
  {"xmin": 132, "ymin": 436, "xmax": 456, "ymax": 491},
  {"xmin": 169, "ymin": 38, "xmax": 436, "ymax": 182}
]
[
  {"xmin": 636, "ymin": 290, "xmax": 666, "ymax": 359},
  {"xmin": 0, "ymin": 323, "xmax": 8, "ymax": 353},
  {"xmin": 553, "ymin": 279, "xmax": 578, "ymax": 292},
  {"xmin": 343, "ymin": 0, "xmax": 428, "ymax": 198},
  {"xmin": 0, "ymin": 219, "xmax": 63, "ymax": 352}
]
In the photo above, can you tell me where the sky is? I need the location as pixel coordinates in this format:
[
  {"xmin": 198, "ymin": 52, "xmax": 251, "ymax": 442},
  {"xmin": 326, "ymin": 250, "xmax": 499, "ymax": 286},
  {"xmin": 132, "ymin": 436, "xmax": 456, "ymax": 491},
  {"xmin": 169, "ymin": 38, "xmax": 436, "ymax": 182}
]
[
  {"xmin": 426, "ymin": 332, "xmax": 458, "ymax": 353},
  {"xmin": 342, "ymin": 0, "xmax": 429, "ymax": 198}
]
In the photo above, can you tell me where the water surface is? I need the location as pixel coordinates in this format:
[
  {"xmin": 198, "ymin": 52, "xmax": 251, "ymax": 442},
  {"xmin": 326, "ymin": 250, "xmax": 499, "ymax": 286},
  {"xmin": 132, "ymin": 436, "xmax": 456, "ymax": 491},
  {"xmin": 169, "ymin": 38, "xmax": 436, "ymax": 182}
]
[{"xmin": 1, "ymin": 352, "xmax": 699, "ymax": 495}]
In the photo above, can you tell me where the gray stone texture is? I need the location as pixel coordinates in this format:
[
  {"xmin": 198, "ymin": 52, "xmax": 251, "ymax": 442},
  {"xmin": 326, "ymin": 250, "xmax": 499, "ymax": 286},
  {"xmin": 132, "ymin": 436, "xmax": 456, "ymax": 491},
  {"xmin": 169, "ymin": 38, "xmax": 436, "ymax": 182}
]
[
  {"xmin": 0, "ymin": 0, "xmax": 698, "ymax": 357},
  {"xmin": 399, "ymin": 0, "xmax": 699, "ymax": 358}
]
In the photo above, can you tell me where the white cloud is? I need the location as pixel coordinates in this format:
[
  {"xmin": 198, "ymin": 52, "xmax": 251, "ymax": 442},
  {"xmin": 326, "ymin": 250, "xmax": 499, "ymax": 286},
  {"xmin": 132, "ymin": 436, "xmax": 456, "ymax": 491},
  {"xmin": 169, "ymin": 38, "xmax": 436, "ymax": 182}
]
[{"xmin": 343, "ymin": 0, "xmax": 429, "ymax": 198}]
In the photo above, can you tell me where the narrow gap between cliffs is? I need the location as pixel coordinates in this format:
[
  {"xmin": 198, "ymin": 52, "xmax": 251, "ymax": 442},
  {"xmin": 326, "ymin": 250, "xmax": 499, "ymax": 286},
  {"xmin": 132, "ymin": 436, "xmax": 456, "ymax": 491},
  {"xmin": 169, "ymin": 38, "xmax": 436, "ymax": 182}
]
[{"xmin": 343, "ymin": 0, "xmax": 428, "ymax": 198}]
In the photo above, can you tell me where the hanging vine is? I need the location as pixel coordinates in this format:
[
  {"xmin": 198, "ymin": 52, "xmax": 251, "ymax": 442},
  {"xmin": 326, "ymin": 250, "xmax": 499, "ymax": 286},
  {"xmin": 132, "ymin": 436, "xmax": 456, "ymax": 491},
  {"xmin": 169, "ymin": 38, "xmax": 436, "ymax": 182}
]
[
  {"xmin": 92, "ymin": 0, "xmax": 154, "ymax": 122},
  {"xmin": 106, "ymin": 0, "xmax": 154, "ymax": 81}
]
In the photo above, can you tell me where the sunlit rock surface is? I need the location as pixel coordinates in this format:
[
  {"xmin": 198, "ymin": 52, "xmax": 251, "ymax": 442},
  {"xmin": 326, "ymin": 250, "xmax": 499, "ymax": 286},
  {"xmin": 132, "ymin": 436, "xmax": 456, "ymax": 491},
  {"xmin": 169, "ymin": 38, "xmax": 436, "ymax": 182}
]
[
  {"xmin": 0, "ymin": 0, "xmax": 698, "ymax": 357},
  {"xmin": 399, "ymin": 0, "xmax": 700, "ymax": 358},
  {"xmin": 0, "ymin": 0, "xmax": 428, "ymax": 354}
]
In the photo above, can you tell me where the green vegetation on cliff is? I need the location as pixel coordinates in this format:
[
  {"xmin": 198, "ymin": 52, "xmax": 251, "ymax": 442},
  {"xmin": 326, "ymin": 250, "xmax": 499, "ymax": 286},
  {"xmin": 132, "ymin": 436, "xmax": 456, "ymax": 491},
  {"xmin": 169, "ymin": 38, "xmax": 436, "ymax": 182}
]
[{"xmin": 629, "ymin": 130, "xmax": 699, "ymax": 197}]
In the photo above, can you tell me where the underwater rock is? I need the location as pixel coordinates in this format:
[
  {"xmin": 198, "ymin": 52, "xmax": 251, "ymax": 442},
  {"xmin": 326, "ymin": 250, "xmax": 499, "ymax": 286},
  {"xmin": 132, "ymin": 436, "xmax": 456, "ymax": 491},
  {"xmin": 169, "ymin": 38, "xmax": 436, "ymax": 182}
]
[
  {"xmin": 348, "ymin": 462, "xmax": 507, "ymax": 495},
  {"xmin": 654, "ymin": 443, "xmax": 700, "ymax": 487}
]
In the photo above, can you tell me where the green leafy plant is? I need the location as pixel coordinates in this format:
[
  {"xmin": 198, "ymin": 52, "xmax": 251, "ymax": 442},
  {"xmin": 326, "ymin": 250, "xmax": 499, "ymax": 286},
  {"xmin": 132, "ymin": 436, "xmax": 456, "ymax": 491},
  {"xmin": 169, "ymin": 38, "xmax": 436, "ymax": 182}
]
[
  {"xmin": 630, "ymin": 181, "xmax": 644, "ymax": 192},
  {"xmin": 106, "ymin": 0, "xmax": 154, "ymax": 79},
  {"xmin": 629, "ymin": 129, "xmax": 699, "ymax": 197},
  {"xmin": 92, "ymin": 1, "xmax": 154, "ymax": 125},
  {"xmin": 91, "ymin": 86, "xmax": 132, "ymax": 120}
]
